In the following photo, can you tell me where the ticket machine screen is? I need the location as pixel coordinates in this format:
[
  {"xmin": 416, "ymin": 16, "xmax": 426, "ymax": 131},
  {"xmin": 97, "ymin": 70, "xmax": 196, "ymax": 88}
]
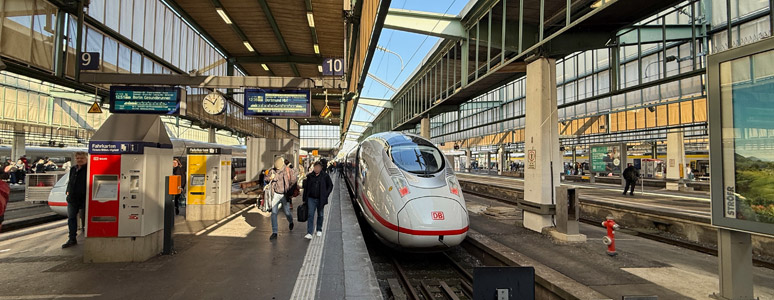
[
  {"xmin": 92, "ymin": 175, "xmax": 119, "ymax": 201},
  {"xmin": 190, "ymin": 174, "xmax": 205, "ymax": 186}
]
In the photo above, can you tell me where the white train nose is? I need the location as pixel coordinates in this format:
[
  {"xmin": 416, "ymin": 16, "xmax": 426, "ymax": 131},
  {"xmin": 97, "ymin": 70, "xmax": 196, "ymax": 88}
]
[{"xmin": 396, "ymin": 196, "xmax": 468, "ymax": 249}]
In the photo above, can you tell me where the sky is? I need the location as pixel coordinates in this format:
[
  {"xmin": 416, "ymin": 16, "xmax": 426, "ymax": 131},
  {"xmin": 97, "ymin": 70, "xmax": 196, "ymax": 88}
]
[
  {"xmin": 340, "ymin": 0, "xmax": 469, "ymax": 157},
  {"xmin": 345, "ymin": 0, "xmax": 469, "ymax": 135}
]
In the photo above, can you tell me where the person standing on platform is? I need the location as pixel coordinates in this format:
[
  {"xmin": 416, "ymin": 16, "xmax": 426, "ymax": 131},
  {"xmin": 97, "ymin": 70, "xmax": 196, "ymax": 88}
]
[
  {"xmin": 14, "ymin": 158, "xmax": 26, "ymax": 185},
  {"xmin": 172, "ymin": 158, "xmax": 186, "ymax": 215},
  {"xmin": 268, "ymin": 157, "xmax": 296, "ymax": 240},
  {"xmin": 622, "ymin": 163, "xmax": 639, "ymax": 196},
  {"xmin": 303, "ymin": 161, "xmax": 333, "ymax": 239},
  {"xmin": 62, "ymin": 152, "xmax": 88, "ymax": 248},
  {"xmin": 0, "ymin": 180, "xmax": 9, "ymax": 232},
  {"xmin": 2, "ymin": 159, "xmax": 14, "ymax": 184}
]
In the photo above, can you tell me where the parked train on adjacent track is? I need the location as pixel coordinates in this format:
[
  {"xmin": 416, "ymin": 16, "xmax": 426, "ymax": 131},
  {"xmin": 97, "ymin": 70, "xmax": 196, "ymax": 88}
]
[
  {"xmin": 43, "ymin": 139, "xmax": 246, "ymax": 216},
  {"xmin": 343, "ymin": 132, "xmax": 469, "ymax": 251}
]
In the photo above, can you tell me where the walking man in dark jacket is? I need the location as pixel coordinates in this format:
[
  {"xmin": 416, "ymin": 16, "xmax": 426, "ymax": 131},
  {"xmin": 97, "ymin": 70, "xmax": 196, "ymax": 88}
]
[
  {"xmin": 63, "ymin": 152, "xmax": 88, "ymax": 248},
  {"xmin": 303, "ymin": 161, "xmax": 333, "ymax": 239},
  {"xmin": 622, "ymin": 164, "xmax": 639, "ymax": 196}
]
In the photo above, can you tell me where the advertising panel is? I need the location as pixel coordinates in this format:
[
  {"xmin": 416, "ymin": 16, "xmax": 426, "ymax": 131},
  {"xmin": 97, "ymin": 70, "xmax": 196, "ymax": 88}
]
[
  {"xmin": 590, "ymin": 145, "xmax": 621, "ymax": 174},
  {"xmin": 708, "ymin": 37, "xmax": 774, "ymax": 236},
  {"xmin": 244, "ymin": 89, "xmax": 311, "ymax": 117}
]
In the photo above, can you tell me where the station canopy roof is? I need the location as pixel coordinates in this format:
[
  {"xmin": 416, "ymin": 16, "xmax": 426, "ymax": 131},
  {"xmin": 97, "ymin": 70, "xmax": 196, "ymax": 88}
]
[{"xmin": 168, "ymin": 0, "xmax": 346, "ymax": 125}]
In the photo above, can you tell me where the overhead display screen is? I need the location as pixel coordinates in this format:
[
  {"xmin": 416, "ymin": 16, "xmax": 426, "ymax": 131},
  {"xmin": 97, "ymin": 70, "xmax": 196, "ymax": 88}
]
[
  {"xmin": 109, "ymin": 86, "xmax": 181, "ymax": 114},
  {"xmin": 244, "ymin": 89, "xmax": 311, "ymax": 117}
]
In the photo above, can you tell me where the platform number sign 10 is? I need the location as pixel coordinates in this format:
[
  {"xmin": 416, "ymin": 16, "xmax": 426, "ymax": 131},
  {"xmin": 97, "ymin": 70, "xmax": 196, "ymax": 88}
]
[
  {"xmin": 322, "ymin": 58, "xmax": 344, "ymax": 76},
  {"xmin": 80, "ymin": 52, "xmax": 100, "ymax": 70}
]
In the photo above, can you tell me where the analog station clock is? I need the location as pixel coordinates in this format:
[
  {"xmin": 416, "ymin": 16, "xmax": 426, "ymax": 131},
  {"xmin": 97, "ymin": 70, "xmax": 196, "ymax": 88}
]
[{"xmin": 202, "ymin": 91, "xmax": 226, "ymax": 115}]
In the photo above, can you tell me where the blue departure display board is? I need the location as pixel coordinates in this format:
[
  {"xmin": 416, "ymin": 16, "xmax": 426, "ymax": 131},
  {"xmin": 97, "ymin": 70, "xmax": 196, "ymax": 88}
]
[
  {"xmin": 109, "ymin": 86, "xmax": 181, "ymax": 114},
  {"xmin": 244, "ymin": 89, "xmax": 311, "ymax": 117}
]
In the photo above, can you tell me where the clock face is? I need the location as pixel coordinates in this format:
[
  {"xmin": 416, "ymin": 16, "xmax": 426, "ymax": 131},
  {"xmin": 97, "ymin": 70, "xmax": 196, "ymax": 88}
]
[{"xmin": 203, "ymin": 92, "xmax": 226, "ymax": 115}]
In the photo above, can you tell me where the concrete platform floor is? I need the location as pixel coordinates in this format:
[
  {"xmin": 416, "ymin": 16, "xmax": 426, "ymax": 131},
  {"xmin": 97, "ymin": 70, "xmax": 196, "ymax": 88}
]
[
  {"xmin": 0, "ymin": 175, "xmax": 379, "ymax": 300},
  {"xmin": 465, "ymin": 193, "xmax": 774, "ymax": 299}
]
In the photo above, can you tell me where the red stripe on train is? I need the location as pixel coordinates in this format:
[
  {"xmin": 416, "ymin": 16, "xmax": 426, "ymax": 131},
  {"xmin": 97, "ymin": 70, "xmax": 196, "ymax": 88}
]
[{"xmin": 360, "ymin": 192, "xmax": 468, "ymax": 236}]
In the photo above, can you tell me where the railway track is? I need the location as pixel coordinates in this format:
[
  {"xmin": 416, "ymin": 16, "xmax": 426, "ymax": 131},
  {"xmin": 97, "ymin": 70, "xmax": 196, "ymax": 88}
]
[
  {"xmin": 463, "ymin": 188, "xmax": 774, "ymax": 270},
  {"xmin": 384, "ymin": 251, "xmax": 474, "ymax": 300}
]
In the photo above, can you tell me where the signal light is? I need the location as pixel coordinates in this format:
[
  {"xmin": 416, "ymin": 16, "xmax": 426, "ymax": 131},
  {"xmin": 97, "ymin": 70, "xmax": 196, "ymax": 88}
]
[
  {"xmin": 392, "ymin": 176, "xmax": 410, "ymax": 198},
  {"xmin": 447, "ymin": 176, "xmax": 460, "ymax": 196}
]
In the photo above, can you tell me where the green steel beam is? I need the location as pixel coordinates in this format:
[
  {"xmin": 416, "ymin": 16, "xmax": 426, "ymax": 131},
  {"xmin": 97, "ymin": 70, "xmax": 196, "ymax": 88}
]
[
  {"xmin": 543, "ymin": 31, "xmax": 612, "ymax": 56},
  {"xmin": 617, "ymin": 24, "xmax": 703, "ymax": 45},
  {"xmin": 461, "ymin": 101, "xmax": 500, "ymax": 110},
  {"xmin": 384, "ymin": 8, "xmax": 465, "ymax": 39},
  {"xmin": 257, "ymin": 0, "xmax": 300, "ymax": 76}
]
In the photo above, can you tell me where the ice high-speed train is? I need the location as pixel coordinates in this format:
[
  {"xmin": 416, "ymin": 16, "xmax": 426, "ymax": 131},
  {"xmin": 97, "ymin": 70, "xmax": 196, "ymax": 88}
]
[{"xmin": 343, "ymin": 132, "xmax": 469, "ymax": 251}]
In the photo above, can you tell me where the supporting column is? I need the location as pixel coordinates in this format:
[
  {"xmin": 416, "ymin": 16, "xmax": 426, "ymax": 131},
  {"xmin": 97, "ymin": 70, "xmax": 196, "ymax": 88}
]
[
  {"xmin": 245, "ymin": 137, "xmax": 292, "ymax": 182},
  {"xmin": 523, "ymin": 57, "xmax": 560, "ymax": 233},
  {"xmin": 485, "ymin": 152, "xmax": 491, "ymax": 173},
  {"xmin": 11, "ymin": 130, "xmax": 25, "ymax": 162},
  {"xmin": 497, "ymin": 145, "xmax": 504, "ymax": 175},
  {"xmin": 420, "ymin": 115, "xmax": 430, "ymax": 139},
  {"xmin": 665, "ymin": 129, "xmax": 687, "ymax": 191},
  {"xmin": 716, "ymin": 229, "xmax": 754, "ymax": 300},
  {"xmin": 465, "ymin": 149, "xmax": 471, "ymax": 172},
  {"xmin": 208, "ymin": 127, "xmax": 216, "ymax": 143}
]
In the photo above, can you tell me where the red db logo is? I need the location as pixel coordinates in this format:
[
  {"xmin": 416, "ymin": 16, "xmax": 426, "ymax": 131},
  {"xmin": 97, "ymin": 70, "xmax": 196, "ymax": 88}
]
[{"xmin": 431, "ymin": 211, "xmax": 445, "ymax": 220}]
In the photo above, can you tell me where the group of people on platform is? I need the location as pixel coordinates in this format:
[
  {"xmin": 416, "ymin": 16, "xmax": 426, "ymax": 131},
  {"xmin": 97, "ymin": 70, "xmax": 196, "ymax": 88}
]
[
  {"xmin": 1, "ymin": 155, "xmax": 59, "ymax": 185},
  {"xmin": 58, "ymin": 151, "xmax": 338, "ymax": 248},
  {"xmin": 262, "ymin": 157, "xmax": 334, "ymax": 241}
]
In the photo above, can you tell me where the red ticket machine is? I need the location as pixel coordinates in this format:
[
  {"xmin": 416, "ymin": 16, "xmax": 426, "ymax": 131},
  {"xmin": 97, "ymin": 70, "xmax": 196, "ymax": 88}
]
[{"xmin": 84, "ymin": 114, "xmax": 172, "ymax": 263}]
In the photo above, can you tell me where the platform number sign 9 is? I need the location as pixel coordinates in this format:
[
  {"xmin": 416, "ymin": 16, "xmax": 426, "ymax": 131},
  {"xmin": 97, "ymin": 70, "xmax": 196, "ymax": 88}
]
[
  {"xmin": 322, "ymin": 58, "xmax": 343, "ymax": 76},
  {"xmin": 80, "ymin": 52, "xmax": 100, "ymax": 70}
]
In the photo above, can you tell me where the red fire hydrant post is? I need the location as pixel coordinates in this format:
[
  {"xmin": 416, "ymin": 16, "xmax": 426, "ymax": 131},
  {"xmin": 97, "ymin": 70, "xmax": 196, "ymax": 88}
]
[{"xmin": 601, "ymin": 216, "xmax": 620, "ymax": 256}]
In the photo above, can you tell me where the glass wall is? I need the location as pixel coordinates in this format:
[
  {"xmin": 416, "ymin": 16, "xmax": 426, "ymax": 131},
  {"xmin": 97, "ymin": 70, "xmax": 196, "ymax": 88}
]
[
  {"xmin": 300, "ymin": 125, "xmax": 339, "ymax": 150},
  {"xmin": 0, "ymin": 0, "xmax": 58, "ymax": 72}
]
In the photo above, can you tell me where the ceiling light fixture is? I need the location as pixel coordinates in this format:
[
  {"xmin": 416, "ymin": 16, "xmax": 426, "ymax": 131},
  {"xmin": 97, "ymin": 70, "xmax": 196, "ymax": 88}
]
[
  {"xmin": 216, "ymin": 8, "xmax": 232, "ymax": 24},
  {"xmin": 243, "ymin": 41, "xmax": 254, "ymax": 52},
  {"xmin": 314, "ymin": 44, "xmax": 320, "ymax": 54},
  {"xmin": 261, "ymin": 64, "xmax": 269, "ymax": 71},
  {"xmin": 306, "ymin": 12, "xmax": 315, "ymax": 28}
]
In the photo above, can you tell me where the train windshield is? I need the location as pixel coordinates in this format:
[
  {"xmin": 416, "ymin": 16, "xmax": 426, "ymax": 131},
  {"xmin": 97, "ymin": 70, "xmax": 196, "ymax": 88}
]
[{"xmin": 390, "ymin": 141, "xmax": 444, "ymax": 175}]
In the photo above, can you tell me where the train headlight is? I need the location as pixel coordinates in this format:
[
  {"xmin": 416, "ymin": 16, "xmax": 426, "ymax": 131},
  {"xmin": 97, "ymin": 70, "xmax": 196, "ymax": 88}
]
[
  {"xmin": 391, "ymin": 176, "xmax": 410, "ymax": 197},
  {"xmin": 447, "ymin": 176, "xmax": 460, "ymax": 196}
]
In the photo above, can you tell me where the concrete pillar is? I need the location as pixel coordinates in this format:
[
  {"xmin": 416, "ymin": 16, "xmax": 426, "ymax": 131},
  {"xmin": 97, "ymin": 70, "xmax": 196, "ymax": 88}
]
[
  {"xmin": 420, "ymin": 115, "xmax": 430, "ymax": 139},
  {"xmin": 11, "ymin": 131, "xmax": 25, "ymax": 162},
  {"xmin": 497, "ymin": 145, "xmax": 504, "ymax": 175},
  {"xmin": 717, "ymin": 229, "xmax": 754, "ymax": 299},
  {"xmin": 246, "ymin": 137, "xmax": 295, "ymax": 182},
  {"xmin": 465, "ymin": 150, "xmax": 471, "ymax": 172},
  {"xmin": 665, "ymin": 130, "xmax": 687, "ymax": 191},
  {"xmin": 208, "ymin": 127, "xmax": 216, "ymax": 143},
  {"xmin": 523, "ymin": 57, "xmax": 561, "ymax": 233},
  {"xmin": 485, "ymin": 152, "xmax": 491, "ymax": 172}
]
